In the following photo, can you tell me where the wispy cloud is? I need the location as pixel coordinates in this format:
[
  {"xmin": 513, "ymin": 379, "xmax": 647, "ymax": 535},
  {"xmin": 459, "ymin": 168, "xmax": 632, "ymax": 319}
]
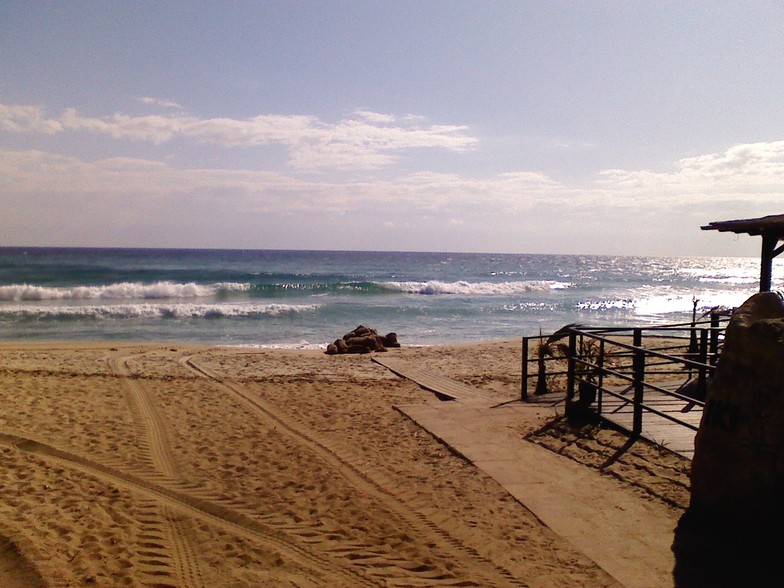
[
  {"xmin": 2, "ymin": 142, "xmax": 782, "ymax": 252},
  {"xmin": 139, "ymin": 96, "xmax": 184, "ymax": 110},
  {"xmin": 0, "ymin": 104, "xmax": 63, "ymax": 134},
  {"xmin": 0, "ymin": 149, "xmax": 304, "ymax": 199},
  {"xmin": 596, "ymin": 141, "xmax": 784, "ymax": 206},
  {"xmin": 3, "ymin": 96, "xmax": 783, "ymax": 253},
  {"xmin": 0, "ymin": 103, "xmax": 478, "ymax": 170},
  {"xmin": 5, "ymin": 140, "xmax": 781, "ymax": 218},
  {"xmin": 353, "ymin": 109, "xmax": 398, "ymax": 124}
]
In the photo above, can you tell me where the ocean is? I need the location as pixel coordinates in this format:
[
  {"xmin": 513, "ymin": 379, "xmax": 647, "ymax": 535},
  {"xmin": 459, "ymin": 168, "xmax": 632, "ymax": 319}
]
[{"xmin": 0, "ymin": 247, "xmax": 776, "ymax": 348}]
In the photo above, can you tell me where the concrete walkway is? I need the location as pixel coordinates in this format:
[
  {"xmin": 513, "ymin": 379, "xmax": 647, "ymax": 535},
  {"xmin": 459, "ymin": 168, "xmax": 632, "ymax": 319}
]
[{"xmin": 395, "ymin": 398, "xmax": 679, "ymax": 588}]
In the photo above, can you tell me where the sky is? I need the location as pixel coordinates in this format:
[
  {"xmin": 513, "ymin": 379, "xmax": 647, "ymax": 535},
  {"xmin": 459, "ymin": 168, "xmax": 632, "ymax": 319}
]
[{"xmin": 2, "ymin": 1, "xmax": 784, "ymax": 257}]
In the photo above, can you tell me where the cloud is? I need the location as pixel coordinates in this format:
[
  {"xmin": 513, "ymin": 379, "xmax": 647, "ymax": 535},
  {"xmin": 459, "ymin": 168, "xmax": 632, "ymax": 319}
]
[
  {"xmin": 3, "ymin": 140, "xmax": 783, "ymax": 216},
  {"xmin": 353, "ymin": 109, "xmax": 398, "ymax": 124},
  {"xmin": 597, "ymin": 141, "xmax": 784, "ymax": 202},
  {"xmin": 3, "ymin": 106, "xmax": 784, "ymax": 253},
  {"xmin": 0, "ymin": 150, "xmax": 574, "ymax": 231},
  {"xmin": 0, "ymin": 102, "xmax": 478, "ymax": 170},
  {"xmin": 0, "ymin": 149, "xmax": 304, "ymax": 199},
  {"xmin": 0, "ymin": 104, "xmax": 62, "ymax": 134},
  {"xmin": 139, "ymin": 96, "xmax": 184, "ymax": 110},
  {"xmin": 1, "ymin": 141, "xmax": 782, "ymax": 254}
]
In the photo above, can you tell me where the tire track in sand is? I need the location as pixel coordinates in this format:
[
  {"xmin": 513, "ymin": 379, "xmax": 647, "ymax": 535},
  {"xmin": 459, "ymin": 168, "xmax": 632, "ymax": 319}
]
[
  {"xmin": 109, "ymin": 356, "xmax": 180, "ymax": 478},
  {"xmin": 109, "ymin": 354, "xmax": 205, "ymax": 587},
  {"xmin": 110, "ymin": 352, "xmax": 378, "ymax": 586},
  {"xmin": 0, "ymin": 432, "xmax": 372, "ymax": 587},
  {"xmin": 182, "ymin": 355, "xmax": 526, "ymax": 588}
]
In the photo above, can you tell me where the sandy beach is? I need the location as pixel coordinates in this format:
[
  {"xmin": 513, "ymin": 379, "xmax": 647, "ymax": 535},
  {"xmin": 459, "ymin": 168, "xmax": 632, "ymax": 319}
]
[{"xmin": 0, "ymin": 340, "xmax": 692, "ymax": 587}]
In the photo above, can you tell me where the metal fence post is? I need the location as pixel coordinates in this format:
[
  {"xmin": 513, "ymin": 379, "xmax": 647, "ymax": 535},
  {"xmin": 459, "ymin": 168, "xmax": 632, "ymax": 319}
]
[
  {"xmin": 697, "ymin": 328, "xmax": 709, "ymax": 400},
  {"xmin": 709, "ymin": 312, "xmax": 720, "ymax": 366},
  {"xmin": 566, "ymin": 331, "xmax": 577, "ymax": 406},
  {"xmin": 597, "ymin": 338, "xmax": 605, "ymax": 414},
  {"xmin": 632, "ymin": 328, "xmax": 644, "ymax": 435},
  {"xmin": 521, "ymin": 337, "xmax": 529, "ymax": 401}
]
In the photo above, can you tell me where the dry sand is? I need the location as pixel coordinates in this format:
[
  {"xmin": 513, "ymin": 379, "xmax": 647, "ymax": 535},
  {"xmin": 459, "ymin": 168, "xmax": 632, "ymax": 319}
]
[{"xmin": 0, "ymin": 340, "xmax": 692, "ymax": 587}]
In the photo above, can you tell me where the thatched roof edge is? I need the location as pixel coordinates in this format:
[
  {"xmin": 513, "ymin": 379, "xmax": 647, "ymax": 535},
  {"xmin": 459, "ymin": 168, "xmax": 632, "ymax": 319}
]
[{"xmin": 701, "ymin": 214, "xmax": 784, "ymax": 237}]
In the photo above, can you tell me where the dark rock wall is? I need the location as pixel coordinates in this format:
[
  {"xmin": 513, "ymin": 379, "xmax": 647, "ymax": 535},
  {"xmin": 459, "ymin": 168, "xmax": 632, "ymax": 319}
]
[{"xmin": 690, "ymin": 292, "xmax": 784, "ymax": 524}]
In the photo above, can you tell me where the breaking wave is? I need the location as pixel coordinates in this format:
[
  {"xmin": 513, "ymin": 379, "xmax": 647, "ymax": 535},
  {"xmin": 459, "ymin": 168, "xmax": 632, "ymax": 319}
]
[
  {"xmin": 678, "ymin": 267, "xmax": 758, "ymax": 285},
  {"xmin": 0, "ymin": 302, "xmax": 319, "ymax": 320},
  {"xmin": 378, "ymin": 280, "xmax": 571, "ymax": 295},
  {"xmin": 577, "ymin": 289, "xmax": 752, "ymax": 316},
  {"xmin": 0, "ymin": 281, "xmax": 251, "ymax": 301}
]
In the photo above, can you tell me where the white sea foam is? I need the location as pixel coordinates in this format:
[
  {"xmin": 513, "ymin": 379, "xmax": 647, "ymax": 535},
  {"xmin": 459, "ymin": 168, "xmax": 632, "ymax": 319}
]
[
  {"xmin": 0, "ymin": 281, "xmax": 251, "ymax": 301},
  {"xmin": 379, "ymin": 280, "xmax": 570, "ymax": 295},
  {"xmin": 679, "ymin": 267, "xmax": 758, "ymax": 285},
  {"xmin": 578, "ymin": 289, "xmax": 754, "ymax": 316},
  {"xmin": 227, "ymin": 341, "xmax": 328, "ymax": 350},
  {"xmin": 502, "ymin": 302, "xmax": 559, "ymax": 312},
  {"xmin": 0, "ymin": 302, "xmax": 319, "ymax": 319},
  {"xmin": 633, "ymin": 291, "xmax": 752, "ymax": 316}
]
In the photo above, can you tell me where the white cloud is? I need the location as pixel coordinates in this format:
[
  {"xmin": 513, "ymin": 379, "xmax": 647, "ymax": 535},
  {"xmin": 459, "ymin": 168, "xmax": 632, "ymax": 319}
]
[
  {"xmin": 0, "ymin": 150, "xmax": 572, "ymax": 229},
  {"xmin": 0, "ymin": 104, "xmax": 62, "ymax": 134},
  {"xmin": 353, "ymin": 109, "xmax": 397, "ymax": 124},
  {"xmin": 3, "ymin": 140, "xmax": 783, "ymax": 218},
  {"xmin": 139, "ymin": 96, "xmax": 184, "ymax": 110},
  {"xmin": 0, "ymin": 102, "xmax": 478, "ymax": 170},
  {"xmin": 2, "ymin": 124, "xmax": 784, "ymax": 253},
  {"xmin": 11, "ymin": 149, "xmax": 287, "ymax": 185},
  {"xmin": 287, "ymin": 141, "xmax": 397, "ymax": 170},
  {"xmin": 597, "ymin": 141, "xmax": 784, "ymax": 202},
  {"xmin": 59, "ymin": 108, "xmax": 185, "ymax": 144}
]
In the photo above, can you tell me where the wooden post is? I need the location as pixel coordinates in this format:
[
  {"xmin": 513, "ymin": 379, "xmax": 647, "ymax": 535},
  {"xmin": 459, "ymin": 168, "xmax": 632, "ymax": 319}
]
[
  {"xmin": 760, "ymin": 232, "xmax": 777, "ymax": 292},
  {"xmin": 632, "ymin": 328, "xmax": 644, "ymax": 435},
  {"xmin": 521, "ymin": 337, "xmax": 528, "ymax": 401}
]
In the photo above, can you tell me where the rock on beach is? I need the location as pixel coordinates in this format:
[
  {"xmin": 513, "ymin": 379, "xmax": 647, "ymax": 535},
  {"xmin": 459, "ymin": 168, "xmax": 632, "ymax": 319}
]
[{"xmin": 325, "ymin": 325, "xmax": 400, "ymax": 355}]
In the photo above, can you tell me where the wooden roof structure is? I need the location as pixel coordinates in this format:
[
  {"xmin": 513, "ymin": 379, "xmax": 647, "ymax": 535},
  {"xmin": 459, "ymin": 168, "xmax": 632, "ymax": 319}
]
[{"xmin": 702, "ymin": 214, "xmax": 784, "ymax": 291}]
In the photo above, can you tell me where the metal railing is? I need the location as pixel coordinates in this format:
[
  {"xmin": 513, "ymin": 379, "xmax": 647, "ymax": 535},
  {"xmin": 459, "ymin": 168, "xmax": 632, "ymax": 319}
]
[{"xmin": 521, "ymin": 312, "xmax": 730, "ymax": 434}]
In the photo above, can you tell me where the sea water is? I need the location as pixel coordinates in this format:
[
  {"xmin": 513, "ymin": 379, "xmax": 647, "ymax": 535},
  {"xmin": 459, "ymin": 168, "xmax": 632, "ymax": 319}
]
[{"xmin": 0, "ymin": 247, "xmax": 777, "ymax": 347}]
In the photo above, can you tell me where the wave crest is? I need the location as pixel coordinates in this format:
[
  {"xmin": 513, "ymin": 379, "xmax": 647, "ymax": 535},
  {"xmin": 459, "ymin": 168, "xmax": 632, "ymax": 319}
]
[
  {"xmin": 679, "ymin": 268, "xmax": 758, "ymax": 285},
  {"xmin": 0, "ymin": 281, "xmax": 251, "ymax": 301},
  {"xmin": 378, "ymin": 280, "xmax": 570, "ymax": 295},
  {"xmin": 0, "ymin": 302, "xmax": 318, "ymax": 319},
  {"xmin": 577, "ymin": 290, "xmax": 751, "ymax": 316}
]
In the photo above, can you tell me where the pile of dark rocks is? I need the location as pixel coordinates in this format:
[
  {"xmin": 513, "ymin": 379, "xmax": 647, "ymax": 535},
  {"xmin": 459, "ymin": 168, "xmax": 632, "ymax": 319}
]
[{"xmin": 325, "ymin": 325, "xmax": 400, "ymax": 355}]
